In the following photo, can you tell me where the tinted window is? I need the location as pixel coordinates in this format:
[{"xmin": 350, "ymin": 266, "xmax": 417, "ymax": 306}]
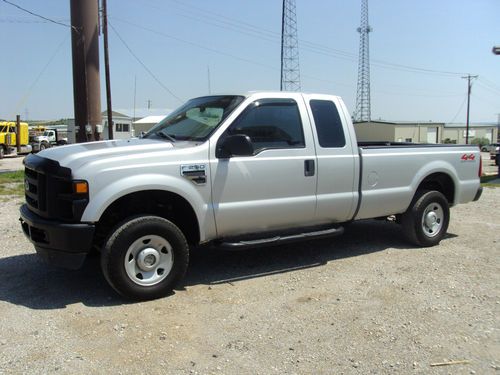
[
  {"xmin": 310, "ymin": 100, "xmax": 346, "ymax": 148},
  {"xmin": 228, "ymin": 99, "xmax": 304, "ymax": 153}
]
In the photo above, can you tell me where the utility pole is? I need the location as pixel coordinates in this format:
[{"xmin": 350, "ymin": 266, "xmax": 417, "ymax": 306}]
[
  {"xmin": 16, "ymin": 115, "xmax": 21, "ymax": 153},
  {"xmin": 70, "ymin": 0, "xmax": 102, "ymax": 143},
  {"xmin": 102, "ymin": 0, "xmax": 113, "ymax": 140},
  {"xmin": 462, "ymin": 74, "xmax": 478, "ymax": 144}
]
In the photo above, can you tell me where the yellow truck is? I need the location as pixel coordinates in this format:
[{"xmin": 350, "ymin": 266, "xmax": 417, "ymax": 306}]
[{"xmin": 0, "ymin": 121, "xmax": 32, "ymax": 159}]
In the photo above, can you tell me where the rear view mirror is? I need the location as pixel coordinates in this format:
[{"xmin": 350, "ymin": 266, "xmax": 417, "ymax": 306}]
[{"xmin": 216, "ymin": 134, "xmax": 254, "ymax": 158}]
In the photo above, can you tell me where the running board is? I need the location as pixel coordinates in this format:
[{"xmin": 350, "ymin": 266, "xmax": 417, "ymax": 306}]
[{"xmin": 218, "ymin": 226, "xmax": 344, "ymax": 250}]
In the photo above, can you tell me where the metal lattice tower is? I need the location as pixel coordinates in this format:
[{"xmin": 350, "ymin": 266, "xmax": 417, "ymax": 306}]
[
  {"xmin": 354, "ymin": 0, "xmax": 372, "ymax": 122},
  {"xmin": 280, "ymin": 0, "xmax": 301, "ymax": 91}
]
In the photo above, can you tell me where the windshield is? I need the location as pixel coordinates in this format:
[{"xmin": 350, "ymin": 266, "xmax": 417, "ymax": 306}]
[{"xmin": 143, "ymin": 95, "xmax": 244, "ymax": 142}]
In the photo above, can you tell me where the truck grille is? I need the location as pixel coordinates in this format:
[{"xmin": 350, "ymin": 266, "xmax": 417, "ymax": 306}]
[
  {"xmin": 23, "ymin": 154, "xmax": 88, "ymax": 222},
  {"xmin": 25, "ymin": 166, "xmax": 46, "ymax": 212}
]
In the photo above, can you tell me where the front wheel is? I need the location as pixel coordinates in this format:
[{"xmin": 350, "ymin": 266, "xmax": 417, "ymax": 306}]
[
  {"xmin": 101, "ymin": 216, "xmax": 189, "ymax": 300},
  {"xmin": 401, "ymin": 190, "xmax": 450, "ymax": 247}
]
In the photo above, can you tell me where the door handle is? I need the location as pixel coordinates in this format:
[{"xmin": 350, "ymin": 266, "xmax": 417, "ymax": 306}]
[{"xmin": 304, "ymin": 160, "xmax": 315, "ymax": 177}]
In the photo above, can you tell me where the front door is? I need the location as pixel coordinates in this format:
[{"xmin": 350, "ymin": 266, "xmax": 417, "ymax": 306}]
[{"xmin": 210, "ymin": 98, "xmax": 317, "ymax": 237}]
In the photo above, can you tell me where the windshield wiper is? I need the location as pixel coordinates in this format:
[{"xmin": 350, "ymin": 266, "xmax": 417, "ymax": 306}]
[{"xmin": 155, "ymin": 131, "xmax": 176, "ymax": 142}]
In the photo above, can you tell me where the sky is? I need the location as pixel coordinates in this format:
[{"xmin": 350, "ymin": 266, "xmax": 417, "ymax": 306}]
[{"xmin": 0, "ymin": 0, "xmax": 499, "ymax": 123}]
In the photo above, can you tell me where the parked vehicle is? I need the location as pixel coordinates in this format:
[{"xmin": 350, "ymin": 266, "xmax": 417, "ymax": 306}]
[
  {"xmin": 482, "ymin": 143, "xmax": 499, "ymax": 153},
  {"xmin": 19, "ymin": 92, "xmax": 483, "ymax": 300},
  {"xmin": 30, "ymin": 126, "xmax": 68, "ymax": 152},
  {"xmin": 490, "ymin": 144, "xmax": 500, "ymax": 165},
  {"xmin": 0, "ymin": 121, "xmax": 32, "ymax": 158}
]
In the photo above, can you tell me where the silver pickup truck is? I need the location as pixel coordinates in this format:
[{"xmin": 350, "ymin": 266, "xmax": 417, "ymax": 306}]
[{"xmin": 19, "ymin": 92, "xmax": 482, "ymax": 300}]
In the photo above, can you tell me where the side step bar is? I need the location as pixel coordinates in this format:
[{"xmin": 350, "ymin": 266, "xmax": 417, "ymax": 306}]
[{"xmin": 219, "ymin": 226, "xmax": 344, "ymax": 250}]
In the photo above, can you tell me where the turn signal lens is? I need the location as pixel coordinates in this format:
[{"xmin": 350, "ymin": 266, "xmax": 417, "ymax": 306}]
[{"xmin": 74, "ymin": 181, "xmax": 88, "ymax": 194}]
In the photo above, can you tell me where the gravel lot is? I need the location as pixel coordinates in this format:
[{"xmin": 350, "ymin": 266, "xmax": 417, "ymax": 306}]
[
  {"xmin": 0, "ymin": 184, "xmax": 498, "ymax": 374},
  {"xmin": 0, "ymin": 151, "xmax": 499, "ymax": 374}
]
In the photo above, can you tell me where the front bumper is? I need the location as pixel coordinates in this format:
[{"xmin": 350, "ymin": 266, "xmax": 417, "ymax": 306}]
[{"xmin": 20, "ymin": 204, "xmax": 95, "ymax": 269}]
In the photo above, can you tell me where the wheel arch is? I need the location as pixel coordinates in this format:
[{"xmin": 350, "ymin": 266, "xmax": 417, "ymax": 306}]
[
  {"xmin": 415, "ymin": 172, "xmax": 455, "ymax": 204},
  {"xmin": 94, "ymin": 189, "xmax": 201, "ymax": 248}
]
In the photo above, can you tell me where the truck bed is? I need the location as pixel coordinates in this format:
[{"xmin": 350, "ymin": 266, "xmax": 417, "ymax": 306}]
[{"xmin": 354, "ymin": 142, "xmax": 480, "ymax": 220}]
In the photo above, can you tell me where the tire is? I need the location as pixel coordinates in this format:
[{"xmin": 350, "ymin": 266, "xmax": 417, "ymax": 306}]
[
  {"xmin": 101, "ymin": 215, "xmax": 189, "ymax": 300},
  {"xmin": 481, "ymin": 147, "xmax": 487, "ymax": 152},
  {"xmin": 39, "ymin": 142, "xmax": 48, "ymax": 151},
  {"xmin": 0, "ymin": 146, "xmax": 4, "ymax": 159},
  {"xmin": 401, "ymin": 190, "xmax": 450, "ymax": 247}
]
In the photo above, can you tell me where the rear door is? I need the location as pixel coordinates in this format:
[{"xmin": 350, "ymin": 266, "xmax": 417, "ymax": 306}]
[
  {"xmin": 304, "ymin": 95, "xmax": 358, "ymax": 222},
  {"xmin": 210, "ymin": 95, "xmax": 318, "ymax": 237}
]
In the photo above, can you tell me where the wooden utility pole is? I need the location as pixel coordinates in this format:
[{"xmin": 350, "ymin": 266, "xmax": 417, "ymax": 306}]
[
  {"xmin": 70, "ymin": 0, "xmax": 102, "ymax": 143},
  {"xmin": 102, "ymin": 0, "xmax": 113, "ymax": 140},
  {"xmin": 16, "ymin": 115, "xmax": 21, "ymax": 153},
  {"xmin": 462, "ymin": 74, "xmax": 478, "ymax": 145}
]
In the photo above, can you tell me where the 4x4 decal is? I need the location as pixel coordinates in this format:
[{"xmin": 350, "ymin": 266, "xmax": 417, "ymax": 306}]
[{"xmin": 461, "ymin": 153, "xmax": 475, "ymax": 161}]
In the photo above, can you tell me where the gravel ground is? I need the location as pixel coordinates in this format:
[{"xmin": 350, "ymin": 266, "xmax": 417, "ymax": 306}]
[{"xmin": 0, "ymin": 188, "xmax": 499, "ymax": 374}]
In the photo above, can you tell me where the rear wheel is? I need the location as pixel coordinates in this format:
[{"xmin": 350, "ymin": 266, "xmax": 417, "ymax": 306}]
[
  {"xmin": 401, "ymin": 190, "xmax": 450, "ymax": 247},
  {"xmin": 101, "ymin": 215, "xmax": 189, "ymax": 300}
]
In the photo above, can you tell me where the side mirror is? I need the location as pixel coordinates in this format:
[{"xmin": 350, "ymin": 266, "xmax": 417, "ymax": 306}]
[{"xmin": 216, "ymin": 134, "xmax": 254, "ymax": 158}]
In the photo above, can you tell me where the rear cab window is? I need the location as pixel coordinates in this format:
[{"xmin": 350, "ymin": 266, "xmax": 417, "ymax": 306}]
[{"xmin": 309, "ymin": 99, "xmax": 346, "ymax": 148}]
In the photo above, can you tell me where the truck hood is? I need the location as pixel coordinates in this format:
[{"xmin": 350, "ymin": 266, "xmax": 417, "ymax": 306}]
[{"xmin": 38, "ymin": 138, "xmax": 178, "ymax": 171}]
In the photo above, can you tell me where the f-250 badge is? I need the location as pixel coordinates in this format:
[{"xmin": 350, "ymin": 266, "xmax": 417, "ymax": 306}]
[{"xmin": 181, "ymin": 164, "xmax": 207, "ymax": 185}]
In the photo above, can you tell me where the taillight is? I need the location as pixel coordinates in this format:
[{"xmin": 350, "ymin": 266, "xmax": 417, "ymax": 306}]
[{"xmin": 478, "ymin": 154, "xmax": 482, "ymax": 177}]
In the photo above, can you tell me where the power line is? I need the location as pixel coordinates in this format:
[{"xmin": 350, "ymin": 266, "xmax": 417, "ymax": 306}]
[
  {"xmin": 0, "ymin": 16, "xmax": 69, "ymax": 24},
  {"xmin": 448, "ymin": 95, "xmax": 468, "ymax": 124},
  {"xmin": 139, "ymin": 0, "xmax": 469, "ymax": 78},
  {"xmin": 1, "ymin": 0, "xmax": 78, "ymax": 31},
  {"xmin": 479, "ymin": 77, "xmax": 500, "ymax": 92},
  {"xmin": 108, "ymin": 22, "xmax": 183, "ymax": 103},
  {"xmin": 111, "ymin": 17, "xmax": 278, "ymax": 71},
  {"xmin": 110, "ymin": 16, "xmax": 470, "ymax": 99},
  {"xmin": 111, "ymin": 16, "xmax": 347, "ymax": 88},
  {"xmin": 13, "ymin": 35, "xmax": 69, "ymax": 118},
  {"xmin": 476, "ymin": 80, "xmax": 500, "ymax": 96}
]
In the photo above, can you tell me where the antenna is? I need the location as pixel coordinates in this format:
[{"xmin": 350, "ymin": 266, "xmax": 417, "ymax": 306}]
[
  {"xmin": 280, "ymin": 0, "xmax": 301, "ymax": 91},
  {"xmin": 354, "ymin": 0, "xmax": 372, "ymax": 122},
  {"xmin": 207, "ymin": 65, "xmax": 211, "ymax": 94},
  {"xmin": 133, "ymin": 75, "xmax": 136, "ymax": 120}
]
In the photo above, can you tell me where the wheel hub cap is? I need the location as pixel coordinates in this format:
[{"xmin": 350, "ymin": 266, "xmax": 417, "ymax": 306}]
[
  {"xmin": 137, "ymin": 248, "xmax": 160, "ymax": 271},
  {"xmin": 421, "ymin": 203, "xmax": 444, "ymax": 238},
  {"xmin": 425, "ymin": 212, "xmax": 438, "ymax": 228},
  {"xmin": 124, "ymin": 235, "xmax": 174, "ymax": 286}
]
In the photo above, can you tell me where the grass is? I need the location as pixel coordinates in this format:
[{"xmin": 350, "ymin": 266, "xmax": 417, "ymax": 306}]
[
  {"xmin": 481, "ymin": 174, "xmax": 499, "ymax": 188},
  {"xmin": 0, "ymin": 171, "xmax": 24, "ymax": 196}
]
